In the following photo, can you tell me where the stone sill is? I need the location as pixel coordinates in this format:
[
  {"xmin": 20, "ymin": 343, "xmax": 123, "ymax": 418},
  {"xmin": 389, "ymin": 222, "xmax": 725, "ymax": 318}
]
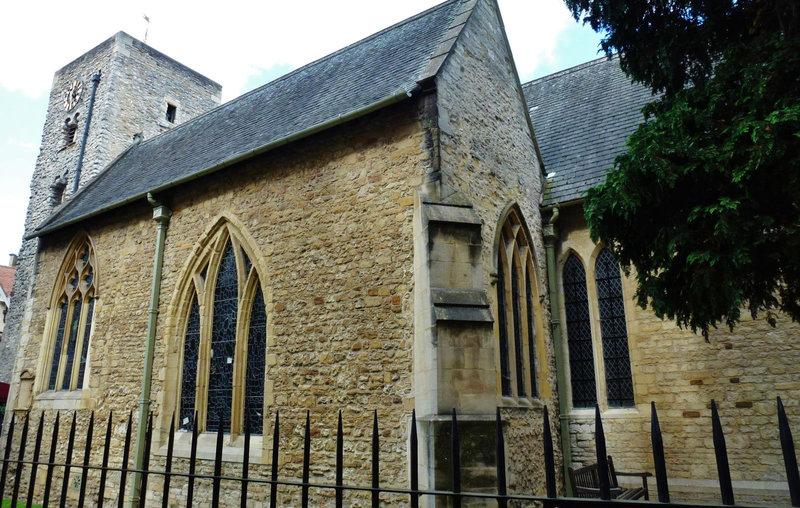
[
  {"xmin": 568, "ymin": 407, "xmax": 641, "ymax": 420},
  {"xmin": 497, "ymin": 396, "xmax": 545, "ymax": 410},
  {"xmin": 153, "ymin": 430, "xmax": 265, "ymax": 464},
  {"xmin": 58, "ymin": 142, "xmax": 77, "ymax": 152},
  {"xmin": 34, "ymin": 389, "xmax": 92, "ymax": 410}
]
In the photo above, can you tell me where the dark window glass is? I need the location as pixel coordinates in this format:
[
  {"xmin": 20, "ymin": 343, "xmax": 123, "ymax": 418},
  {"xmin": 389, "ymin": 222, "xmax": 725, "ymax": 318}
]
[
  {"xmin": 207, "ymin": 242, "xmax": 238, "ymax": 432},
  {"xmin": 243, "ymin": 249, "xmax": 252, "ymax": 276},
  {"xmin": 497, "ymin": 251, "xmax": 511, "ymax": 396},
  {"xmin": 180, "ymin": 297, "xmax": 201, "ymax": 431},
  {"xmin": 76, "ymin": 298, "xmax": 95, "ymax": 388},
  {"xmin": 48, "ymin": 302, "xmax": 69, "ymax": 390},
  {"xmin": 595, "ymin": 250, "xmax": 635, "ymax": 407},
  {"xmin": 166, "ymin": 104, "xmax": 177, "ymax": 123},
  {"xmin": 525, "ymin": 271, "xmax": 537, "ymax": 397},
  {"xmin": 563, "ymin": 255, "xmax": 597, "ymax": 407},
  {"xmin": 245, "ymin": 285, "xmax": 266, "ymax": 434},
  {"xmin": 511, "ymin": 258, "xmax": 525, "ymax": 396},
  {"xmin": 61, "ymin": 299, "xmax": 83, "ymax": 390}
]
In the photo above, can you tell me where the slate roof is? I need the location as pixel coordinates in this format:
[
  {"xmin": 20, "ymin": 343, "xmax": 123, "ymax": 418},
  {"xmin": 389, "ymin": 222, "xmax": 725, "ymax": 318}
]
[
  {"xmin": 33, "ymin": 0, "xmax": 468, "ymax": 237},
  {"xmin": 0, "ymin": 266, "xmax": 14, "ymax": 297},
  {"xmin": 523, "ymin": 56, "xmax": 656, "ymax": 207}
]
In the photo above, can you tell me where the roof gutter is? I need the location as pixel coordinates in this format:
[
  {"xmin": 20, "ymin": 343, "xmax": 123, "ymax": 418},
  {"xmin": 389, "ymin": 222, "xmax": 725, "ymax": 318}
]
[{"xmin": 28, "ymin": 86, "xmax": 418, "ymax": 240}]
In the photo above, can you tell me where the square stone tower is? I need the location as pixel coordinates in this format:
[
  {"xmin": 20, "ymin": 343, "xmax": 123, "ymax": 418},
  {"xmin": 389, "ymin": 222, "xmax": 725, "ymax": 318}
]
[{"xmin": 1, "ymin": 32, "xmax": 221, "ymax": 384}]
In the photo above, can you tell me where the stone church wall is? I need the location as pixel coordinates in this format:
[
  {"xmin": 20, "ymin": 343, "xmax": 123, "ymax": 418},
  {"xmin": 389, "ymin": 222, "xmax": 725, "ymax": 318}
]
[
  {"xmin": 0, "ymin": 31, "xmax": 220, "ymax": 390},
  {"xmin": 555, "ymin": 204, "xmax": 800, "ymax": 505},
  {"xmin": 431, "ymin": 0, "xmax": 561, "ymax": 495},
  {"xmin": 13, "ymin": 100, "xmax": 429, "ymax": 505}
]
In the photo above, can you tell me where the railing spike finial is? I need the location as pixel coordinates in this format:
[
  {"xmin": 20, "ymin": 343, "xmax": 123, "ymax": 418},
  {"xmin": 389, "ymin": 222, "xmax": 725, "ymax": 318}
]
[
  {"xmin": 451, "ymin": 408, "xmax": 461, "ymax": 508},
  {"xmin": 495, "ymin": 407, "xmax": 507, "ymax": 508},
  {"xmin": 651, "ymin": 401, "xmax": 670, "ymax": 502},
  {"xmin": 372, "ymin": 409, "xmax": 380, "ymax": 508},
  {"xmin": 595, "ymin": 404, "xmax": 611, "ymax": 500},
  {"xmin": 543, "ymin": 405, "xmax": 557, "ymax": 499},
  {"xmin": 410, "ymin": 409, "xmax": 419, "ymax": 508},
  {"xmin": 270, "ymin": 410, "xmax": 280, "ymax": 508},
  {"xmin": 778, "ymin": 396, "xmax": 800, "ymax": 506},
  {"xmin": 711, "ymin": 399, "xmax": 735, "ymax": 505},
  {"xmin": 336, "ymin": 409, "xmax": 344, "ymax": 508}
]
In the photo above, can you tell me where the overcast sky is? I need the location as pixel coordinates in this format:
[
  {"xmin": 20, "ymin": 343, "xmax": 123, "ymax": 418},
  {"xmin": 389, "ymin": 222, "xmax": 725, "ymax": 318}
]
[{"xmin": 0, "ymin": 0, "xmax": 603, "ymax": 264}]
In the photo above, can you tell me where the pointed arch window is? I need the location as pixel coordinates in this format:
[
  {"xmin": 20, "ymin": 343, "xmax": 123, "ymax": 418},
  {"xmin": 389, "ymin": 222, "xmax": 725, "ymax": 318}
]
[
  {"xmin": 495, "ymin": 208, "xmax": 539, "ymax": 399},
  {"xmin": 45, "ymin": 236, "xmax": 97, "ymax": 392},
  {"xmin": 178, "ymin": 224, "xmax": 267, "ymax": 435},
  {"xmin": 563, "ymin": 254, "xmax": 596, "ymax": 408},
  {"xmin": 595, "ymin": 249, "xmax": 634, "ymax": 407}
]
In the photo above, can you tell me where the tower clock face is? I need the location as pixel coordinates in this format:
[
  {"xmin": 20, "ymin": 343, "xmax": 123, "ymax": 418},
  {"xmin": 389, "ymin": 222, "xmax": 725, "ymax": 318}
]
[{"xmin": 63, "ymin": 80, "xmax": 84, "ymax": 111}]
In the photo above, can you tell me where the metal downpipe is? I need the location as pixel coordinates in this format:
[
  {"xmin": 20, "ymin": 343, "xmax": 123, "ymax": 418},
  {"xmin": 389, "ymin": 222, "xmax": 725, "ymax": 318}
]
[
  {"xmin": 130, "ymin": 194, "xmax": 171, "ymax": 507},
  {"xmin": 543, "ymin": 207, "xmax": 573, "ymax": 496},
  {"xmin": 73, "ymin": 71, "xmax": 101, "ymax": 194}
]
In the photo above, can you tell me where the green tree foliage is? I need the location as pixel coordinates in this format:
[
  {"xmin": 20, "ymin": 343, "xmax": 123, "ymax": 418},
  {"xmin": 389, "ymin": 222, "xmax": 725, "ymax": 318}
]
[{"xmin": 565, "ymin": 0, "xmax": 800, "ymax": 336}]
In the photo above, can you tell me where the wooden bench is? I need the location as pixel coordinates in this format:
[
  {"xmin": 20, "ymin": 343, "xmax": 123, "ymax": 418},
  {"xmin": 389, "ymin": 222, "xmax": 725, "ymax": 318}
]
[{"xmin": 568, "ymin": 456, "xmax": 652, "ymax": 500}]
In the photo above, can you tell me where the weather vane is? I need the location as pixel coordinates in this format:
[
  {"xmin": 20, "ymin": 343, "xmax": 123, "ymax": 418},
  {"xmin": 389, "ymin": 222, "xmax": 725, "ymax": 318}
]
[{"xmin": 143, "ymin": 14, "xmax": 150, "ymax": 43}]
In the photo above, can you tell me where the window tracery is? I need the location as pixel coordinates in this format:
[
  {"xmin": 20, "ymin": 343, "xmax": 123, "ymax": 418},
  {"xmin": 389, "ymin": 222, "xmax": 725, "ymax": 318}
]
[
  {"xmin": 45, "ymin": 236, "xmax": 97, "ymax": 392},
  {"xmin": 178, "ymin": 223, "xmax": 266, "ymax": 435},
  {"xmin": 563, "ymin": 254, "xmax": 597, "ymax": 408},
  {"xmin": 495, "ymin": 208, "xmax": 539, "ymax": 399}
]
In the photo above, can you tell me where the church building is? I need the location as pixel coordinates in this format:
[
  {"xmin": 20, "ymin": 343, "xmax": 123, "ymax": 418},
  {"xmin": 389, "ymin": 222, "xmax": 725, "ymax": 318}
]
[{"xmin": 2, "ymin": 0, "xmax": 798, "ymax": 505}]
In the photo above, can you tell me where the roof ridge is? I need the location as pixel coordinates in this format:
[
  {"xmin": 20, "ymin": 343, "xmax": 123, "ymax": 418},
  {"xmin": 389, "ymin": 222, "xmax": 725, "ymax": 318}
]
[
  {"xmin": 131, "ymin": 0, "xmax": 461, "ymax": 152},
  {"xmin": 522, "ymin": 53, "xmax": 618, "ymax": 89}
]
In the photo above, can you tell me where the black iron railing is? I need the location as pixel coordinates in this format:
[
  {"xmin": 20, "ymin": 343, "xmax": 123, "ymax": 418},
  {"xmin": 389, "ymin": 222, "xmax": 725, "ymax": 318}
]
[{"xmin": 0, "ymin": 398, "xmax": 798, "ymax": 507}]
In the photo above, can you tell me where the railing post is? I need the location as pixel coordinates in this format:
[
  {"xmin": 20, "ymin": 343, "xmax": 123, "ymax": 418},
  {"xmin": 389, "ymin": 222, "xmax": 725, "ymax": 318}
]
[
  {"xmin": 186, "ymin": 412, "xmax": 198, "ymax": 507},
  {"xmin": 543, "ymin": 405, "xmax": 557, "ymax": 499},
  {"xmin": 42, "ymin": 411, "xmax": 58, "ymax": 508},
  {"xmin": 270, "ymin": 410, "xmax": 280, "ymax": 508},
  {"xmin": 59, "ymin": 412, "xmax": 77, "ymax": 506},
  {"xmin": 651, "ymin": 401, "xmax": 670, "ymax": 502},
  {"xmin": 372, "ymin": 410, "xmax": 380, "ymax": 508},
  {"xmin": 10, "ymin": 411, "xmax": 29, "ymax": 508},
  {"xmin": 162, "ymin": 414, "xmax": 176, "ymax": 508},
  {"xmin": 711, "ymin": 400, "xmax": 735, "ymax": 505},
  {"xmin": 118, "ymin": 411, "xmax": 133, "ymax": 508},
  {"xmin": 595, "ymin": 405, "xmax": 611, "ymax": 500},
  {"xmin": 212, "ymin": 413, "xmax": 224, "ymax": 507},
  {"xmin": 495, "ymin": 408, "xmax": 507, "ymax": 508},
  {"xmin": 778, "ymin": 396, "xmax": 800, "ymax": 506},
  {"xmin": 452, "ymin": 408, "xmax": 461, "ymax": 508},
  {"xmin": 301, "ymin": 410, "xmax": 311, "ymax": 508},
  {"xmin": 78, "ymin": 410, "xmax": 94, "ymax": 507},
  {"xmin": 410, "ymin": 409, "xmax": 419, "ymax": 508},
  {"xmin": 137, "ymin": 412, "xmax": 153, "ymax": 508},
  {"xmin": 241, "ymin": 408, "xmax": 251, "ymax": 508},
  {"xmin": 26, "ymin": 411, "xmax": 45, "ymax": 508},
  {"xmin": 97, "ymin": 412, "xmax": 113, "ymax": 507},
  {"xmin": 0, "ymin": 412, "xmax": 16, "ymax": 500}
]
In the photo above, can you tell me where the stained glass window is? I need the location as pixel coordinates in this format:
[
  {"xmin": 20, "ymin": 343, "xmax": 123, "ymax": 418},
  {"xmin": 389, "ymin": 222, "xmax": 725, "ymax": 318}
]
[
  {"xmin": 207, "ymin": 242, "xmax": 238, "ymax": 432},
  {"xmin": 76, "ymin": 298, "xmax": 95, "ymax": 388},
  {"xmin": 563, "ymin": 255, "xmax": 597, "ymax": 408},
  {"xmin": 180, "ymin": 297, "xmax": 201, "ymax": 431},
  {"xmin": 48, "ymin": 302, "xmax": 69, "ymax": 390},
  {"xmin": 179, "ymin": 226, "xmax": 268, "ymax": 435},
  {"xmin": 46, "ymin": 236, "xmax": 97, "ymax": 392},
  {"xmin": 525, "ymin": 271, "xmax": 537, "ymax": 397},
  {"xmin": 245, "ymin": 285, "xmax": 266, "ymax": 434},
  {"xmin": 511, "ymin": 258, "xmax": 525, "ymax": 396},
  {"xmin": 595, "ymin": 250, "xmax": 634, "ymax": 407},
  {"xmin": 495, "ymin": 209, "xmax": 540, "ymax": 399},
  {"xmin": 496, "ymin": 250, "xmax": 512, "ymax": 396}
]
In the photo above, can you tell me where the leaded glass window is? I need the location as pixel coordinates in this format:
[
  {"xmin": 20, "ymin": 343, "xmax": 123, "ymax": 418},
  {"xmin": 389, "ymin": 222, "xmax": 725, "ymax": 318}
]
[
  {"xmin": 495, "ymin": 208, "xmax": 541, "ymax": 399},
  {"xmin": 44, "ymin": 236, "xmax": 97, "ymax": 392},
  {"xmin": 595, "ymin": 250, "xmax": 634, "ymax": 407},
  {"xmin": 563, "ymin": 255, "xmax": 597, "ymax": 408},
  {"xmin": 177, "ymin": 224, "xmax": 267, "ymax": 435}
]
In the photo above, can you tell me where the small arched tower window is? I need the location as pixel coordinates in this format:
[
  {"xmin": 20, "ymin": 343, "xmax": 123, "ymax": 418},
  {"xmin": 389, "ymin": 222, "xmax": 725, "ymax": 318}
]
[
  {"xmin": 563, "ymin": 254, "xmax": 597, "ymax": 408},
  {"xmin": 495, "ymin": 207, "xmax": 539, "ymax": 398},
  {"xmin": 595, "ymin": 249, "xmax": 634, "ymax": 407},
  {"xmin": 178, "ymin": 221, "xmax": 266, "ymax": 434},
  {"xmin": 63, "ymin": 113, "xmax": 79, "ymax": 145},
  {"xmin": 45, "ymin": 235, "xmax": 97, "ymax": 392}
]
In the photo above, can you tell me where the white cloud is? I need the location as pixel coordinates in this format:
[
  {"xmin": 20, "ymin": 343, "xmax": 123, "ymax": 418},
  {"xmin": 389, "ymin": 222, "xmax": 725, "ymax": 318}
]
[
  {"xmin": 6, "ymin": 138, "xmax": 38, "ymax": 151},
  {"xmin": 1, "ymin": 0, "xmax": 576, "ymax": 101}
]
